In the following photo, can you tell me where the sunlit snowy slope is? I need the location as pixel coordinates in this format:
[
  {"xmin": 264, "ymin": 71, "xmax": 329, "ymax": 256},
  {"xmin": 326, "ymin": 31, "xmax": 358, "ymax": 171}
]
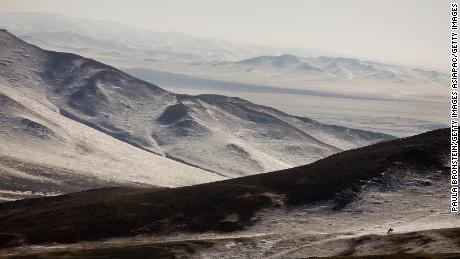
[{"xmin": 0, "ymin": 30, "xmax": 394, "ymax": 179}]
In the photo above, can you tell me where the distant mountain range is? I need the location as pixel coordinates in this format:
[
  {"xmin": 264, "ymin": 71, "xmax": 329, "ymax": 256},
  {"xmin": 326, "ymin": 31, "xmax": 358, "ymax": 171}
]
[
  {"xmin": 234, "ymin": 54, "xmax": 447, "ymax": 84},
  {"xmin": 0, "ymin": 12, "xmax": 343, "ymax": 63},
  {"xmin": 0, "ymin": 30, "xmax": 393, "ymax": 200},
  {"xmin": 188, "ymin": 54, "xmax": 448, "ymax": 100}
]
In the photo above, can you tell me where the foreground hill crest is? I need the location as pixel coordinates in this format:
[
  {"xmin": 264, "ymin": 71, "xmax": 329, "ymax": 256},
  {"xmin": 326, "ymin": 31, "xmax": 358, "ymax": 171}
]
[{"xmin": 0, "ymin": 128, "xmax": 452, "ymax": 257}]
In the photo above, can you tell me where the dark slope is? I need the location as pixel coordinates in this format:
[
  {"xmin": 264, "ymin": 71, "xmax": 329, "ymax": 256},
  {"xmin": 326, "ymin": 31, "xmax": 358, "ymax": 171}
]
[{"xmin": 0, "ymin": 128, "xmax": 448, "ymax": 248}]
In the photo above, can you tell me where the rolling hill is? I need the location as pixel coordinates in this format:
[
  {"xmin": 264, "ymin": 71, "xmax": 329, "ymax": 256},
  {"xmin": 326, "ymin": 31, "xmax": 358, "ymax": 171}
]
[{"xmin": 0, "ymin": 128, "xmax": 455, "ymax": 258}]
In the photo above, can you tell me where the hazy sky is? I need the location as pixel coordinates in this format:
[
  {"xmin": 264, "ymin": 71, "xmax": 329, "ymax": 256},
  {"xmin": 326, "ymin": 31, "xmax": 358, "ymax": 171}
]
[{"xmin": 0, "ymin": 0, "xmax": 450, "ymax": 70}]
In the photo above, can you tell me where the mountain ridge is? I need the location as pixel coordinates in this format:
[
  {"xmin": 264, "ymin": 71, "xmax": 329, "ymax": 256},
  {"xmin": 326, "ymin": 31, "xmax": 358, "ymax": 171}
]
[
  {"xmin": 0, "ymin": 81, "xmax": 223, "ymax": 201},
  {"xmin": 0, "ymin": 30, "xmax": 394, "ymax": 177},
  {"xmin": 232, "ymin": 54, "xmax": 448, "ymax": 86}
]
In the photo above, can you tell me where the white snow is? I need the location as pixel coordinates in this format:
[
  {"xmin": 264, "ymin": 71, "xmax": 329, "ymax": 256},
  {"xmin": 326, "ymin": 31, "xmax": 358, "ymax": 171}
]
[
  {"xmin": 0, "ymin": 30, "xmax": 392, "ymax": 179},
  {"xmin": 0, "ymin": 81, "xmax": 224, "ymax": 200}
]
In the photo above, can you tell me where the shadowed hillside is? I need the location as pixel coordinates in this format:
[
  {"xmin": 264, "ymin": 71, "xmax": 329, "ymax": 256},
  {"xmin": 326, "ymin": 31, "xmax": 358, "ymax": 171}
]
[{"xmin": 0, "ymin": 128, "xmax": 449, "ymax": 249}]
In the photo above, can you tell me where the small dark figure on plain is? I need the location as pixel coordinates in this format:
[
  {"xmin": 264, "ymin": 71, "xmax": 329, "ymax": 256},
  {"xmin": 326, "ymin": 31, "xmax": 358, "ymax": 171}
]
[{"xmin": 387, "ymin": 227, "xmax": 394, "ymax": 234}]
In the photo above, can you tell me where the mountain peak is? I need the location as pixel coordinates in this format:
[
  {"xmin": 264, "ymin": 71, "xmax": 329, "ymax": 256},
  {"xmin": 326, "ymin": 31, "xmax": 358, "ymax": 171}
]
[
  {"xmin": 238, "ymin": 54, "xmax": 303, "ymax": 67},
  {"xmin": 272, "ymin": 54, "xmax": 302, "ymax": 66}
]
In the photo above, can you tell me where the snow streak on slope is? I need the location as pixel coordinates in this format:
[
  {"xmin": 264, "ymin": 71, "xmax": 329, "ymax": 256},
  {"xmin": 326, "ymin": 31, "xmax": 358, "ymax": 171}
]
[{"xmin": 0, "ymin": 30, "xmax": 393, "ymax": 177}]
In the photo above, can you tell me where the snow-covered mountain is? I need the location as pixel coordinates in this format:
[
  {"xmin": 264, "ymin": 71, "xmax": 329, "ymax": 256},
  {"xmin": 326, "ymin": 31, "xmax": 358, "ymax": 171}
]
[
  {"xmin": 0, "ymin": 13, "xmax": 448, "ymax": 137},
  {"xmin": 202, "ymin": 54, "xmax": 448, "ymax": 98},
  {"xmin": 0, "ymin": 30, "xmax": 393, "ymax": 178},
  {"xmin": 0, "ymin": 12, "xmax": 342, "ymax": 63},
  {"xmin": 236, "ymin": 55, "xmax": 448, "ymax": 84},
  {"xmin": 0, "ymin": 82, "xmax": 223, "ymax": 201}
]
